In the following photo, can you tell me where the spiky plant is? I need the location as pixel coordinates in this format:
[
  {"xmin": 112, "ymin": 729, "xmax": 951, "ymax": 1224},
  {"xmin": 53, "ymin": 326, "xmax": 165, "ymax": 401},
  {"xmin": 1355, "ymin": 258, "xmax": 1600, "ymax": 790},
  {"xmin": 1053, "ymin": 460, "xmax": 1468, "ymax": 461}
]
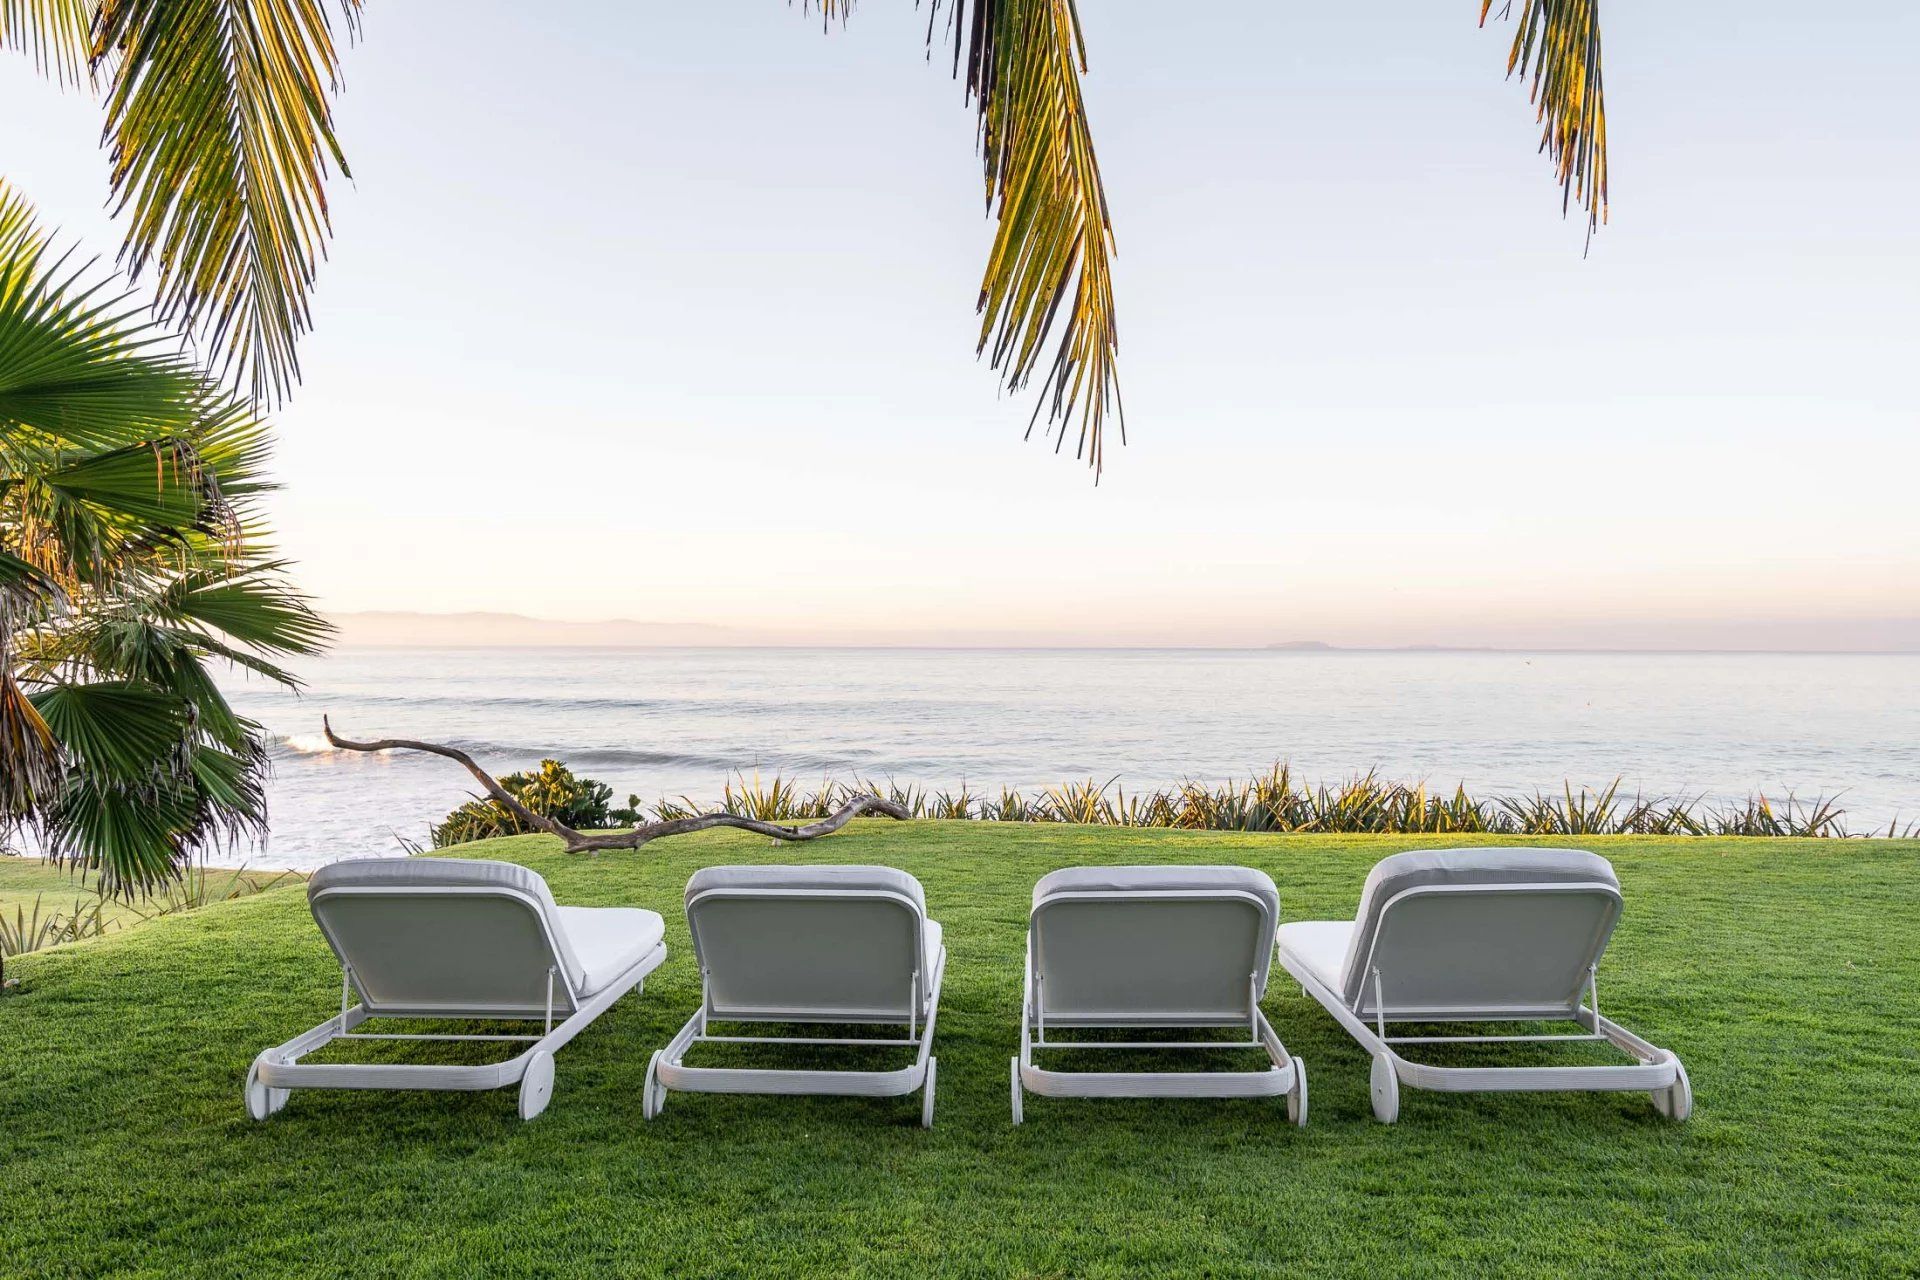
[{"xmin": 0, "ymin": 182, "xmax": 329, "ymax": 896}]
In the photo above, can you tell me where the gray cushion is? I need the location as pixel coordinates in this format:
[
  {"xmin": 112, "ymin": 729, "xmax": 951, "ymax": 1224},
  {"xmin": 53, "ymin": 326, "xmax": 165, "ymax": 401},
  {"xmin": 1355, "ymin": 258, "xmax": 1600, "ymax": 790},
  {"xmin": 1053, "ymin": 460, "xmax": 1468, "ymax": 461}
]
[
  {"xmin": 309, "ymin": 857, "xmax": 590, "ymax": 994},
  {"xmin": 685, "ymin": 864, "xmax": 926, "ymax": 916},
  {"xmin": 1338, "ymin": 847, "xmax": 1619, "ymax": 1003},
  {"xmin": 1030, "ymin": 865, "xmax": 1283, "ymax": 1009},
  {"xmin": 1032, "ymin": 865, "xmax": 1279, "ymax": 923}
]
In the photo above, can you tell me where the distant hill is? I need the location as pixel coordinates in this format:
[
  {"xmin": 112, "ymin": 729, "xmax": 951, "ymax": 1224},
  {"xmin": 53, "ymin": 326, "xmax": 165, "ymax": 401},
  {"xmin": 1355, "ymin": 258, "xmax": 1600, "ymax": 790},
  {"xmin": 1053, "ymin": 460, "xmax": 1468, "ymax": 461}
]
[
  {"xmin": 1264, "ymin": 640, "xmax": 1336, "ymax": 651},
  {"xmin": 330, "ymin": 611, "xmax": 759, "ymax": 647}
]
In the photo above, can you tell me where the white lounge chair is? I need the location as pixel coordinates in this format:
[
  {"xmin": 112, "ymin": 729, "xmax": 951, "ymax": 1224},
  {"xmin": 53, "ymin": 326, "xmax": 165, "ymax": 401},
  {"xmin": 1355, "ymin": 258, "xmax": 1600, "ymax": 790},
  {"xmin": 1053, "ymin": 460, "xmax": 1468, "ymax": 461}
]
[
  {"xmin": 644, "ymin": 865, "xmax": 945, "ymax": 1127},
  {"xmin": 246, "ymin": 858, "xmax": 666, "ymax": 1122},
  {"xmin": 1275, "ymin": 847, "xmax": 1691, "ymax": 1123},
  {"xmin": 1011, "ymin": 866, "xmax": 1306, "ymax": 1126}
]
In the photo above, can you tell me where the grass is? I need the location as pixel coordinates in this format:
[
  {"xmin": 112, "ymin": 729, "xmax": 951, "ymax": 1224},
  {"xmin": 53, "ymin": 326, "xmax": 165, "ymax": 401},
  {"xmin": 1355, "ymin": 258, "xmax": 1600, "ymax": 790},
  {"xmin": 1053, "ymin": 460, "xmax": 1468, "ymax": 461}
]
[
  {"xmin": 1, "ymin": 855, "xmax": 306, "ymax": 999},
  {"xmin": 0, "ymin": 858, "xmax": 150, "ymax": 929},
  {"xmin": 2, "ymin": 825, "xmax": 1917, "ymax": 1278}
]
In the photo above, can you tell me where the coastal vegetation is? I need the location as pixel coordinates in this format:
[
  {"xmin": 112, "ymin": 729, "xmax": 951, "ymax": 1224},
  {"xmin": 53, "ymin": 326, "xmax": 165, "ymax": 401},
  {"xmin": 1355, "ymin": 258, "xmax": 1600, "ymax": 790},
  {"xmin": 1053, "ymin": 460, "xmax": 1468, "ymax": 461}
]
[
  {"xmin": 3, "ymin": 825, "xmax": 1915, "ymax": 1275},
  {"xmin": 0, "ymin": 184, "xmax": 330, "ymax": 896},
  {"xmin": 427, "ymin": 760, "xmax": 1910, "ymax": 845},
  {"xmin": 431, "ymin": 759, "xmax": 630, "ymax": 848}
]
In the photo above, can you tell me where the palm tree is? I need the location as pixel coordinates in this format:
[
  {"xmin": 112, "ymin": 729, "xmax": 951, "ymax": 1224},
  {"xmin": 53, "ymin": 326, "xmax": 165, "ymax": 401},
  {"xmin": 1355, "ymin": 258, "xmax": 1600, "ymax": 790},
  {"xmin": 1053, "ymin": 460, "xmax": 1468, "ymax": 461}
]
[
  {"xmin": 0, "ymin": 182, "xmax": 330, "ymax": 896},
  {"xmin": 0, "ymin": 1, "xmax": 1606, "ymax": 474}
]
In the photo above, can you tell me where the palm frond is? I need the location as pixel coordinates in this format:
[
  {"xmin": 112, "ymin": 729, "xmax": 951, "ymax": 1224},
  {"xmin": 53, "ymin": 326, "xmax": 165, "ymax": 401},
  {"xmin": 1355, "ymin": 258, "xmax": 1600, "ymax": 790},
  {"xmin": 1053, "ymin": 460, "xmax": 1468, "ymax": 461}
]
[
  {"xmin": 161, "ymin": 562, "xmax": 331, "ymax": 656},
  {"xmin": 41, "ymin": 768, "xmax": 200, "ymax": 896},
  {"xmin": 2, "ymin": 172, "xmax": 322, "ymax": 894},
  {"xmin": 0, "ymin": 546, "xmax": 60, "ymax": 612},
  {"xmin": 38, "ymin": 440, "xmax": 213, "ymax": 530},
  {"xmin": 0, "ymin": 0, "xmax": 92, "ymax": 86},
  {"xmin": 0, "ymin": 670, "xmax": 61, "ymax": 819},
  {"xmin": 930, "ymin": 0, "xmax": 1119, "ymax": 475},
  {"xmin": 29, "ymin": 681, "xmax": 190, "ymax": 786},
  {"xmin": 1481, "ymin": 0, "xmax": 1607, "ymax": 240},
  {"xmin": 93, "ymin": 0, "xmax": 361, "ymax": 403},
  {"xmin": 0, "ymin": 184, "xmax": 204, "ymax": 456}
]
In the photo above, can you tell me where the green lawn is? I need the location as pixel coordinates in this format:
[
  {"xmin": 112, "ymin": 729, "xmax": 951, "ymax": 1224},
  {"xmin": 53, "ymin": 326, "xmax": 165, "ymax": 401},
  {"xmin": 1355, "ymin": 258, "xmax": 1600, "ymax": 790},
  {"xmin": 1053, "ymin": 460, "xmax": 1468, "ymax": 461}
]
[
  {"xmin": 0, "ymin": 857, "xmax": 148, "ymax": 931},
  {"xmin": 0, "ymin": 857, "xmax": 303, "ymax": 944},
  {"xmin": 3, "ymin": 826, "xmax": 1917, "ymax": 1278}
]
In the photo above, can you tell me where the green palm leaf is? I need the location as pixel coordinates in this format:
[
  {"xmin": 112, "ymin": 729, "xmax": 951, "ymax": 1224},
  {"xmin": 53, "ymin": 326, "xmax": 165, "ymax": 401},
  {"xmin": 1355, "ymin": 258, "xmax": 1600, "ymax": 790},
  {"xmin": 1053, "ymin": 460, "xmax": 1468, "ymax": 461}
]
[
  {"xmin": 934, "ymin": 0, "xmax": 1120, "ymax": 475},
  {"xmin": 38, "ymin": 441, "xmax": 213, "ymax": 530},
  {"xmin": 162, "ymin": 563, "xmax": 330, "ymax": 656},
  {"xmin": 0, "ymin": 185, "xmax": 204, "ymax": 455},
  {"xmin": 3, "ymin": 183, "xmax": 330, "ymax": 892},
  {"xmin": 1482, "ymin": 0, "xmax": 1608, "ymax": 239},
  {"xmin": 0, "ymin": 545, "xmax": 59, "ymax": 609},
  {"xmin": 42, "ymin": 768, "xmax": 202, "ymax": 895},
  {"xmin": 93, "ymin": 0, "xmax": 361, "ymax": 403},
  {"xmin": 29, "ymin": 681, "xmax": 190, "ymax": 785},
  {"xmin": 0, "ymin": 0, "xmax": 92, "ymax": 85}
]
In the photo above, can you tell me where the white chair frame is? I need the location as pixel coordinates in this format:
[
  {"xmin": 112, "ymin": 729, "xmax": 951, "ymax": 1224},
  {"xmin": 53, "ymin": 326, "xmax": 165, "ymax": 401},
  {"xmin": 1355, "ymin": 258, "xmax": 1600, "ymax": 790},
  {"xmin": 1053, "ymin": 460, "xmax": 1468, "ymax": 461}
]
[
  {"xmin": 1276, "ymin": 881, "xmax": 1690, "ymax": 1123},
  {"xmin": 1011, "ymin": 889, "xmax": 1306, "ymax": 1126},
  {"xmin": 644, "ymin": 886, "xmax": 945, "ymax": 1128},
  {"xmin": 247, "ymin": 884, "xmax": 666, "ymax": 1122}
]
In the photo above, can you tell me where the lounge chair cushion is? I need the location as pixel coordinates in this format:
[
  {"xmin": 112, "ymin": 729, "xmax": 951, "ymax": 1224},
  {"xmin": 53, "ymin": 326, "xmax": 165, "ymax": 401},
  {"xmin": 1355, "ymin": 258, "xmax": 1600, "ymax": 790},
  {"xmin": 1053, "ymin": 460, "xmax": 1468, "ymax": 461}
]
[
  {"xmin": 1030, "ymin": 865, "xmax": 1280, "ymax": 922},
  {"xmin": 309, "ymin": 857, "xmax": 596, "ymax": 995},
  {"xmin": 1336, "ymin": 847, "xmax": 1621, "ymax": 1005},
  {"xmin": 1031, "ymin": 865, "xmax": 1282, "ymax": 1002},
  {"xmin": 685, "ymin": 864, "xmax": 927, "ymax": 916},
  {"xmin": 1273, "ymin": 920, "xmax": 1352, "ymax": 994},
  {"xmin": 683, "ymin": 865, "xmax": 937, "ymax": 1020},
  {"xmin": 552, "ymin": 906, "xmax": 667, "ymax": 997}
]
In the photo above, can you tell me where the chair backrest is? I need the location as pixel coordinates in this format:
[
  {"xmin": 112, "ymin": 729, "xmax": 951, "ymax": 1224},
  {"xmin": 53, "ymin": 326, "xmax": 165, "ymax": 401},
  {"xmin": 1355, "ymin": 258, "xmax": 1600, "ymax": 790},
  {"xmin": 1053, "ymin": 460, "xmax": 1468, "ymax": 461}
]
[
  {"xmin": 1337, "ymin": 847, "xmax": 1624, "ymax": 1019},
  {"xmin": 307, "ymin": 858, "xmax": 584, "ymax": 1017},
  {"xmin": 1029, "ymin": 866, "xmax": 1279, "ymax": 1027},
  {"xmin": 685, "ymin": 865, "xmax": 931, "ymax": 1023}
]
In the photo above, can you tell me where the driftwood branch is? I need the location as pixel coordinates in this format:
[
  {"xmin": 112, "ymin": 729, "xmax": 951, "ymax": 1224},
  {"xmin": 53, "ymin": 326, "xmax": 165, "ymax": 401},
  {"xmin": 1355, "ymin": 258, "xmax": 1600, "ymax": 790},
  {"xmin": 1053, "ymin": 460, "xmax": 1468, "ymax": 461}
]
[{"xmin": 321, "ymin": 716, "xmax": 909, "ymax": 853}]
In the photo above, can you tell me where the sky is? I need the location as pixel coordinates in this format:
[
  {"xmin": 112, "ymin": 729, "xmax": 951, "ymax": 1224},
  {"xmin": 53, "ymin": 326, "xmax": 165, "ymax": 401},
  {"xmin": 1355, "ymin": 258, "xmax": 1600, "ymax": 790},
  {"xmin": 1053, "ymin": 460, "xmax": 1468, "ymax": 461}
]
[{"xmin": 3, "ymin": 2, "xmax": 1916, "ymax": 648}]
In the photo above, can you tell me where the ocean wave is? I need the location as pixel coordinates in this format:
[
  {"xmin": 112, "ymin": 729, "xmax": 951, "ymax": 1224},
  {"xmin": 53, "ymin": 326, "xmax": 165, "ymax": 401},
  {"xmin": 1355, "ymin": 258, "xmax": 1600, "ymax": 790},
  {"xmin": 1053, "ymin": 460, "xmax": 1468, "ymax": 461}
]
[
  {"xmin": 267, "ymin": 734, "xmax": 847, "ymax": 774},
  {"xmin": 307, "ymin": 691, "xmax": 946, "ymax": 718}
]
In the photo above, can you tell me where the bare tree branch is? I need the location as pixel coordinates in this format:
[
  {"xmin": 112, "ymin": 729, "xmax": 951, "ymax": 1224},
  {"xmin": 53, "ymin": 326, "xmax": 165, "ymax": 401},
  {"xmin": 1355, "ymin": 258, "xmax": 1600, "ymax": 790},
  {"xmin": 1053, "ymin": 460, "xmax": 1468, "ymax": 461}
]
[
  {"xmin": 321, "ymin": 717, "xmax": 910, "ymax": 853},
  {"xmin": 323, "ymin": 715, "xmax": 575, "ymax": 839}
]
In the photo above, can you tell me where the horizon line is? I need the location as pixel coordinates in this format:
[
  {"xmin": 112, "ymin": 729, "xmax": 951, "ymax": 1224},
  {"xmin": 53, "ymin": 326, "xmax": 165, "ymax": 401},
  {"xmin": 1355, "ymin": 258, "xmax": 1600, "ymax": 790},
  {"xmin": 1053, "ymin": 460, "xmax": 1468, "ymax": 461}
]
[{"xmin": 322, "ymin": 641, "xmax": 1920, "ymax": 656}]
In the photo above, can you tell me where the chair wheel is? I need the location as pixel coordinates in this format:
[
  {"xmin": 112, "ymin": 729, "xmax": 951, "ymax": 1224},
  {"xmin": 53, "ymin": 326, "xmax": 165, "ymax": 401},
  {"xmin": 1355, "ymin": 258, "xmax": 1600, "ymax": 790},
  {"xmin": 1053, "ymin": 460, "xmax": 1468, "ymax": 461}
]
[
  {"xmin": 1652, "ymin": 1058, "xmax": 1692, "ymax": 1121},
  {"xmin": 1370, "ymin": 1052, "xmax": 1400, "ymax": 1124},
  {"xmin": 1009, "ymin": 1056, "xmax": 1024, "ymax": 1126},
  {"xmin": 921, "ymin": 1057, "xmax": 937, "ymax": 1129},
  {"xmin": 518, "ymin": 1050, "xmax": 555, "ymax": 1121},
  {"xmin": 1287, "ymin": 1057, "xmax": 1308, "ymax": 1127},
  {"xmin": 244, "ymin": 1060, "xmax": 287, "ymax": 1121}
]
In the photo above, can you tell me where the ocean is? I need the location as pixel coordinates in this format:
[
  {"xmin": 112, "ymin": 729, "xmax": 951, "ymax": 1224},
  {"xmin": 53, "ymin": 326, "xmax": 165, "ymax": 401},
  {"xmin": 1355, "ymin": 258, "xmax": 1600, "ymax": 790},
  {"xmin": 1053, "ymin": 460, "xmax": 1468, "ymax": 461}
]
[{"xmin": 224, "ymin": 647, "xmax": 1919, "ymax": 869}]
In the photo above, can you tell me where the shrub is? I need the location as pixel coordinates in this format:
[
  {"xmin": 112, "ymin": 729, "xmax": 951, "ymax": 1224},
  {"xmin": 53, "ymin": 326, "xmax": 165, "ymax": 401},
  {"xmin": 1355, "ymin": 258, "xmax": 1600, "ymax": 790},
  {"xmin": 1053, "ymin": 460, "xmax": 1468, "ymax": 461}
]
[{"xmin": 430, "ymin": 760, "xmax": 619, "ymax": 849}]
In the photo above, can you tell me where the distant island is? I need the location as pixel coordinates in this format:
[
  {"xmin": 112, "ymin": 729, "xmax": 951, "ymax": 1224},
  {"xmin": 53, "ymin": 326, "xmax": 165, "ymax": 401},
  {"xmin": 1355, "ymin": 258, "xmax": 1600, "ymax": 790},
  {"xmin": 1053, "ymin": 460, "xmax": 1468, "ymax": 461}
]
[
  {"xmin": 321, "ymin": 612, "xmax": 1920, "ymax": 652},
  {"xmin": 1265, "ymin": 640, "xmax": 1500, "ymax": 653}
]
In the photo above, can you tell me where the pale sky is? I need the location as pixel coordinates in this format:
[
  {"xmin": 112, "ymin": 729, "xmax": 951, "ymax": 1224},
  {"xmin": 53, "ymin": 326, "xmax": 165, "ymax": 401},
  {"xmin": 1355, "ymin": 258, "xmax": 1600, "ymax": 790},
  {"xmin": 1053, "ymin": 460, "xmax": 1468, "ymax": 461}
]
[{"xmin": 4, "ymin": 2, "xmax": 1916, "ymax": 648}]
